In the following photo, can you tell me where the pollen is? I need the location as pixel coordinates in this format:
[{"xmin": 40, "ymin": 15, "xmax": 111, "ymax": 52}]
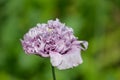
[{"xmin": 46, "ymin": 27, "xmax": 53, "ymax": 32}]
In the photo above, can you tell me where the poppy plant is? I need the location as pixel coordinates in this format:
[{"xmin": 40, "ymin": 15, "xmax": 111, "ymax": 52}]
[{"xmin": 21, "ymin": 19, "xmax": 88, "ymax": 80}]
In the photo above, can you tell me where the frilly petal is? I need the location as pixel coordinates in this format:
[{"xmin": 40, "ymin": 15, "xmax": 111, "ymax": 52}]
[
  {"xmin": 49, "ymin": 51, "xmax": 62, "ymax": 67},
  {"xmin": 56, "ymin": 46, "xmax": 83, "ymax": 70},
  {"xmin": 79, "ymin": 41, "xmax": 88, "ymax": 50},
  {"xmin": 72, "ymin": 41, "xmax": 88, "ymax": 50}
]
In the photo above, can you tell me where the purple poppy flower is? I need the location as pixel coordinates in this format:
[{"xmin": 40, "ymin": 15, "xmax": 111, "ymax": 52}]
[{"xmin": 21, "ymin": 19, "xmax": 88, "ymax": 70}]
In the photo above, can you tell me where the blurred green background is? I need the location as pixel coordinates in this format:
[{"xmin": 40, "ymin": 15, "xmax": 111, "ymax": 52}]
[{"xmin": 0, "ymin": 0, "xmax": 120, "ymax": 80}]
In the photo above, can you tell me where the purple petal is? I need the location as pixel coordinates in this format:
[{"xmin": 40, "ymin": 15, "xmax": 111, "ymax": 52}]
[
  {"xmin": 57, "ymin": 46, "xmax": 83, "ymax": 70},
  {"xmin": 49, "ymin": 51, "xmax": 62, "ymax": 66}
]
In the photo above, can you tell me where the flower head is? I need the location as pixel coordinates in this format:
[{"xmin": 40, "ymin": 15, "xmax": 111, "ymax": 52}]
[{"xmin": 21, "ymin": 19, "xmax": 88, "ymax": 70}]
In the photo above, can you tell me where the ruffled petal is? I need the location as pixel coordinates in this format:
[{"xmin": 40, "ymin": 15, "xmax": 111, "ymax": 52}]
[
  {"xmin": 72, "ymin": 41, "xmax": 88, "ymax": 50},
  {"xmin": 49, "ymin": 51, "xmax": 62, "ymax": 66},
  {"xmin": 57, "ymin": 46, "xmax": 83, "ymax": 70},
  {"xmin": 79, "ymin": 41, "xmax": 88, "ymax": 50},
  {"xmin": 55, "ymin": 40, "xmax": 65, "ymax": 52}
]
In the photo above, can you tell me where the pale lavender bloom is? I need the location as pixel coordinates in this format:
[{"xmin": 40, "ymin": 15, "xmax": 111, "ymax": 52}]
[{"xmin": 21, "ymin": 19, "xmax": 88, "ymax": 70}]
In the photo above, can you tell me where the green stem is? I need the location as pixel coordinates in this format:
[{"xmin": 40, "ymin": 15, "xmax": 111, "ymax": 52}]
[{"xmin": 51, "ymin": 65, "xmax": 56, "ymax": 80}]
